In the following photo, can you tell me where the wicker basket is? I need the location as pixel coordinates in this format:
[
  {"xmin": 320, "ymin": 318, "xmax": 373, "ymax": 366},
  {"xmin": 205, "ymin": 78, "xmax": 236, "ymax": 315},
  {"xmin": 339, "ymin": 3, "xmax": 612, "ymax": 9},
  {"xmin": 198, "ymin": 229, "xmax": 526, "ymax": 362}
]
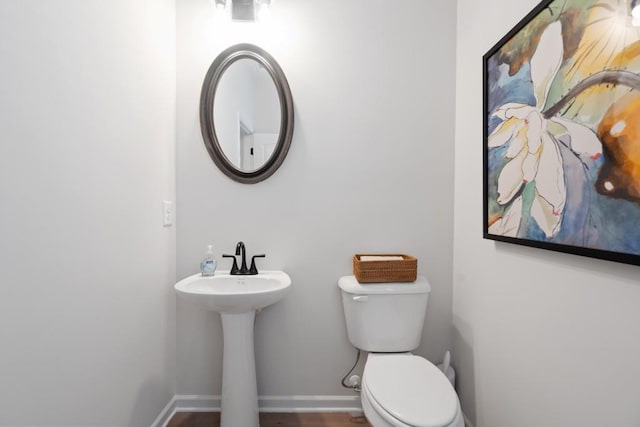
[{"xmin": 353, "ymin": 254, "xmax": 417, "ymax": 283}]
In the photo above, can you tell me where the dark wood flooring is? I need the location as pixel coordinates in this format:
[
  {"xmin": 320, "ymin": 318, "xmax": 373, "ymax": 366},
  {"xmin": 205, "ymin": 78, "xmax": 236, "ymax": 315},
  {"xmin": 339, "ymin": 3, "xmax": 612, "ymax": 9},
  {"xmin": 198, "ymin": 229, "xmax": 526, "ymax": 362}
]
[{"xmin": 167, "ymin": 412, "xmax": 371, "ymax": 427}]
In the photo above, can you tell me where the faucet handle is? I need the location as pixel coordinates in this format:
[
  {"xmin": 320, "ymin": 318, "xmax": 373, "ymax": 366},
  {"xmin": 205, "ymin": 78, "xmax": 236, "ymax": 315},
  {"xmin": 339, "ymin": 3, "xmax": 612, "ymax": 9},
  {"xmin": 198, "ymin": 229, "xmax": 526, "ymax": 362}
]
[
  {"xmin": 222, "ymin": 254, "xmax": 239, "ymax": 275},
  {"xmin": 249, "ymin": 254, "xmax": 266, "ymax": 275}
]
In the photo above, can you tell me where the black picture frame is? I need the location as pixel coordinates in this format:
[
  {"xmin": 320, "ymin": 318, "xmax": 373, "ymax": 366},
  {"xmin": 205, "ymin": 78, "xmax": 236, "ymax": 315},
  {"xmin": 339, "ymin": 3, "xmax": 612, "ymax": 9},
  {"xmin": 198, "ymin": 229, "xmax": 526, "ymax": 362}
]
[{"xmin": 483, "ymin": 0, "xmax": 640, "ymax": 266}]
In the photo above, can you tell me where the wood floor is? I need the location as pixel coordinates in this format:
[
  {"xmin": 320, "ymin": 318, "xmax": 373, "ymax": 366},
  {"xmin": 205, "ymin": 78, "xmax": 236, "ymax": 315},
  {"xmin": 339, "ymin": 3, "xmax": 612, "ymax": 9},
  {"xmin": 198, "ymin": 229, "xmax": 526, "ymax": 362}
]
[{"xmin": 167, "ymin": 412, "xmax": 372, "ymax": 427}]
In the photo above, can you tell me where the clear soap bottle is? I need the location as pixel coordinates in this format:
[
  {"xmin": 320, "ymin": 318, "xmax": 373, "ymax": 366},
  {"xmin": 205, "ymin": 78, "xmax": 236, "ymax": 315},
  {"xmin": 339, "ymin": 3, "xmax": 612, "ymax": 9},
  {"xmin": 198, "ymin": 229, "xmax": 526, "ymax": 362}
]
[{"xmin": 200, "ymin": 245, "xmax": 217, "ymax": 276}]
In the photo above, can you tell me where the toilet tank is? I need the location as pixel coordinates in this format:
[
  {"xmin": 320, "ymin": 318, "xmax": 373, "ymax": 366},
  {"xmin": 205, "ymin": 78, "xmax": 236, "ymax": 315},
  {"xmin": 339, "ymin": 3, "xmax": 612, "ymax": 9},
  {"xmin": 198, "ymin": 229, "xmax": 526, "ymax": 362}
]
[{"xmin": 338, "ymin": 275, "xmax": 430, "ymax": 352}]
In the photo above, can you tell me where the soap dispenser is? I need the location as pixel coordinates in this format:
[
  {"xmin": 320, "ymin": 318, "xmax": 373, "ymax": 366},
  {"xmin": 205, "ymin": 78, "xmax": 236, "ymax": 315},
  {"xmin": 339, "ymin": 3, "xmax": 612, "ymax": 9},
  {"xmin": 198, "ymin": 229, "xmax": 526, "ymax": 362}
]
[{"xmin": 200, "ymin": 245, "xmax": 217, "ymax": 277}]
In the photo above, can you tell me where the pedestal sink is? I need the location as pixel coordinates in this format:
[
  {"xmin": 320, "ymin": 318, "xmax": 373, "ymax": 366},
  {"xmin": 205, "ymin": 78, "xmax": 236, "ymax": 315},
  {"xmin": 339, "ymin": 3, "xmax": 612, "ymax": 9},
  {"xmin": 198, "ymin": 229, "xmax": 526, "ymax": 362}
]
[{"xmin": 175, "ymin": 271, "xmax": 291, "ymax": 427}]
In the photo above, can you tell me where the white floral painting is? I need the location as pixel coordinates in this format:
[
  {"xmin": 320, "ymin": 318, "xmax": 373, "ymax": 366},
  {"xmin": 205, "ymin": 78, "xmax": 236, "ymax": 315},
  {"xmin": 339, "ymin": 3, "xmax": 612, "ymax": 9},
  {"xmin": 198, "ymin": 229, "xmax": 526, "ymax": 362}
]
[{"xmin": 484, "ymin": 0, "xmax": 640, "ymax": 265}]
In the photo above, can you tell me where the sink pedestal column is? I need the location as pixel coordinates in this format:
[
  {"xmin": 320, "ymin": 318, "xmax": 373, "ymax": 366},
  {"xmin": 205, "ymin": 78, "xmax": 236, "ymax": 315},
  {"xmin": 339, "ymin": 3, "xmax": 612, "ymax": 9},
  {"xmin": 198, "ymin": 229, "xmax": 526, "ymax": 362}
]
[{"xmin": 220, "ymin": 311, "xmax": 259, "ymax": 427}]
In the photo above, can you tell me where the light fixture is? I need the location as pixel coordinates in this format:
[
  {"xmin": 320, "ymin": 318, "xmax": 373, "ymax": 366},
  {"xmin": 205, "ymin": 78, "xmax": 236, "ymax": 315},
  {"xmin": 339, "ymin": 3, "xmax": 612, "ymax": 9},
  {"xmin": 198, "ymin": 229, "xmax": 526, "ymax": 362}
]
[
  {"xmin": 231, "ymin": 0, "xmax": 254, "ymax": 21},
  {"xmin": 213, "ymin": 0, "xmax": 272, "ymax": 22},
  {"xmin": 257, "ymin": 0, "xmax": 273, "ymax": 20},
  {"xmin": 256, "ymin": 0, "xmax": 272, "ymax": 21}
]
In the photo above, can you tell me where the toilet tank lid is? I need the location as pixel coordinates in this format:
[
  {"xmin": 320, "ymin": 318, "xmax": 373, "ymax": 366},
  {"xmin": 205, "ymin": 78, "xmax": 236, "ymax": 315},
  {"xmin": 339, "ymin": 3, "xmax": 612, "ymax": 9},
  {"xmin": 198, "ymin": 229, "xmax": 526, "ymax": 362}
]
[{"xmin": 338, "ymin": 275, "xmax": 430, "ymax": 295}]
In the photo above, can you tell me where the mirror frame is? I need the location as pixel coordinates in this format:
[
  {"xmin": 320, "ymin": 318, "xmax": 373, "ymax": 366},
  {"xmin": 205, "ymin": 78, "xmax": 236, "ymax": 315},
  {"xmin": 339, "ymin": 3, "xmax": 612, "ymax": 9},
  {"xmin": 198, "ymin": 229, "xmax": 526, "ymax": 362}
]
[{"xmin": 200, "ymin": 44, "xmax": 294, "ymax": 184}]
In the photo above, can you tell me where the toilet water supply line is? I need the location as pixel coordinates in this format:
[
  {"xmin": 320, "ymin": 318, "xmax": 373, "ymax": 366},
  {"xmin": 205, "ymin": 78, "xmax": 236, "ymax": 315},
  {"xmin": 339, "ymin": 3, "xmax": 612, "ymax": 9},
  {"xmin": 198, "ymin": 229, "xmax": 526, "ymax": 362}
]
[
  {"xmin": 341, "ymin": 350, "xmax": 454, "ymax": 392},
  {"xmin": 442, "ymin": 350, "xmax": 451, "ymax": 374},
  {"xmin": 341, "ymin": 349, "xmax": 362, "ymax": 392}
]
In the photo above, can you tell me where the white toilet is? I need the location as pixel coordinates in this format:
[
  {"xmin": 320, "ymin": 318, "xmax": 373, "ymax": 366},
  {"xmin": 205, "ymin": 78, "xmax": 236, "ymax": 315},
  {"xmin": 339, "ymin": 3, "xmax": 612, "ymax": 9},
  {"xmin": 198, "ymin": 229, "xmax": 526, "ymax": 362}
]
[{"xmin": 338, "ymin": 275, "xmax": 465, "ymax": 427}]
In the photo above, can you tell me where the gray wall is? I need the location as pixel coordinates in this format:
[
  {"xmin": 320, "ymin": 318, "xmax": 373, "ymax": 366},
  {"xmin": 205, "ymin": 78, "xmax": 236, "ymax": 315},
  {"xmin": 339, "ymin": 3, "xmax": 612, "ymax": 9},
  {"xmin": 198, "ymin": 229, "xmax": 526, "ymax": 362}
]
[
  {"xmin": 453, "ymin": 1, "xmax": 640, "ymax": 426},
  {"xmin": 176, "ymin": 0, "xmax": 457, "ymax": 397},
  {"xmin": 0, "ymin": 1, "xmax": 176, "ymax": 425}
]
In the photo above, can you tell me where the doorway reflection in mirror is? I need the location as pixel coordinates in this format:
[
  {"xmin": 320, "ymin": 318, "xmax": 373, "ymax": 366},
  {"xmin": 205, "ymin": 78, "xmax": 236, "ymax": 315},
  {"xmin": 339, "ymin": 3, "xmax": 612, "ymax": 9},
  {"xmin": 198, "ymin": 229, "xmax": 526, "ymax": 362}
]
[{"xmin": 213, "ymin": 58, "xmax": 281, "ymax": 173}]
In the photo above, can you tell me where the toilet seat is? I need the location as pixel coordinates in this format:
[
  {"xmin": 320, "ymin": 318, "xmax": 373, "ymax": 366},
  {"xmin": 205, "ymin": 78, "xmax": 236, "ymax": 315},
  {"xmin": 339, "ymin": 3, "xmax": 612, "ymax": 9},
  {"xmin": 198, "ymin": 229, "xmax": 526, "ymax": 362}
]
[{"xmin": 362, "ymin": 354, "xmax": 459, "ymax": 427}]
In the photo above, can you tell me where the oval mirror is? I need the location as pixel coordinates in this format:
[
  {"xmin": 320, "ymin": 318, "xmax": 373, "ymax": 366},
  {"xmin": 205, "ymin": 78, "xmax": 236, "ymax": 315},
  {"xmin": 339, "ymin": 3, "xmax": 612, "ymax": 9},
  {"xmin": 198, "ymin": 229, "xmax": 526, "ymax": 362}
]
[{"xmin": 200, "ymin": 44, "xmax": 294, "ymax": 184}]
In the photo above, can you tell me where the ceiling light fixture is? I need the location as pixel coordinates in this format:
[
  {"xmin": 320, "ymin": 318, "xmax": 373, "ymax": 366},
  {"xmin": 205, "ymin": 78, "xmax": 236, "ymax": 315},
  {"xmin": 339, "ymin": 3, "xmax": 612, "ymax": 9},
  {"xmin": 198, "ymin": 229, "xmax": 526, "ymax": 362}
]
[{"xmin": 256, "ymin": 0, "xmax": 272, "ymax": 22}]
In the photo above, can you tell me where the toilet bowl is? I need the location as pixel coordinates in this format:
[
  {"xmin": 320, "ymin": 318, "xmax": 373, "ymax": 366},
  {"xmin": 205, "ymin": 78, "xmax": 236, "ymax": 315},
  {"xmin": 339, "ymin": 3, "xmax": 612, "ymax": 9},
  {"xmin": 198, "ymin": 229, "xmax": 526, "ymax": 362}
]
[
  {"xmin": 338, "ymin": 275, "xmax": 465, "ymax": 427},
  {"xmin": 360, "ymin": 354, "xmax": 464, "ymax": 427}
]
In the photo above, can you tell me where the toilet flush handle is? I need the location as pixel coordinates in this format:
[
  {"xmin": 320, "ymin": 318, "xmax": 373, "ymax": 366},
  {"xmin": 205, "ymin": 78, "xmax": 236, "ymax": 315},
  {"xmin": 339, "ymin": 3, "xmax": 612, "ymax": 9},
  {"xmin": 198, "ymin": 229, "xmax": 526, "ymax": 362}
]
[{"xmin": 352, "ymin": 295, "xmax": 369, "ymax": 302}]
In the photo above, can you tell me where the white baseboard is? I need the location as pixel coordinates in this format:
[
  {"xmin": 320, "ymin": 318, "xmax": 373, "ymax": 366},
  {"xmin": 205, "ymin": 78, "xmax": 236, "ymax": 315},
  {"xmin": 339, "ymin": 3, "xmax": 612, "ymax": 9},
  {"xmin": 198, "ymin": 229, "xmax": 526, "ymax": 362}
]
[
  {"xmin": 258, "ymin": 395, "xmax": 362, "ymax": 413},
  {"xmin": 151, "ymin": 394, "xmax": 362, "ymax": 427},
  {"xmin": 151, "ymin": 395, "xmax": 473, "ymax": 427},
  {"xmin": 150, "ymin": 395, "xmax": 177, "ymax": 427}
]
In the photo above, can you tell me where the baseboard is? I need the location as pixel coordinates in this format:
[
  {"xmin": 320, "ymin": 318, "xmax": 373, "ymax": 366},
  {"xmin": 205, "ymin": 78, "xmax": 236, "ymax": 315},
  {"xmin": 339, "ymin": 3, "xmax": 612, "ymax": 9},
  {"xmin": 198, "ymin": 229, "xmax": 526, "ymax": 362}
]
[
  {"xmin": 151, "ymin": 394, "xmax": 362, "ymax": 427},
  {"xmin": 150, "ymin": 395, "xmax": 176, "ymax": 427},
  {"xmin": 151, "ymin": 395, "xmax": 473, "ymax": 427},
  {"xmin": 173, "ymin": 394, "xmax": 222, "ymax": 412}
]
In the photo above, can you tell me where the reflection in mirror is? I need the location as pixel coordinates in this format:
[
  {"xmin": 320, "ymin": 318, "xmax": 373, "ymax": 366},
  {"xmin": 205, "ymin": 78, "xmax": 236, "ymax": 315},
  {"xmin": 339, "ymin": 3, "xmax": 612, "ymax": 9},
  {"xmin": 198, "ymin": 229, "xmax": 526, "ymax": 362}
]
[
  {"xmin": 213, "ymin": 58, "xmax": 281, "ymax": 172},
  {"xmin": 200, "ymin": 43, "xmax": 294, "ymax": 184}
]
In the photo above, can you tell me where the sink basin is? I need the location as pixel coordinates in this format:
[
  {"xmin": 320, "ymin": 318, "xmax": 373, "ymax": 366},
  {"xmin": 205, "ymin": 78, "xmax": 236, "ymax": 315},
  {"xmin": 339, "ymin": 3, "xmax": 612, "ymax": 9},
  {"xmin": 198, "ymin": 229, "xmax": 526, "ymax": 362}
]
[
  {"xmin": 175, "ymin": 270, "xmax": 291, "ymax": 427},
  {"xmin": 175, "ymin": 271, "xmax": 291, "ymax": 313}
]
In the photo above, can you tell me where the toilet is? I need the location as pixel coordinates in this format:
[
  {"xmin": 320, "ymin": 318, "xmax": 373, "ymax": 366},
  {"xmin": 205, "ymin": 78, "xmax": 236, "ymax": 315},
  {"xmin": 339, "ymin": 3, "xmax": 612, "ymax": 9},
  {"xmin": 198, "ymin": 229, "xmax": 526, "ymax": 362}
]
[{"xmin": 338, "ymin": 275, "xmax": 465, "ymax": 427}]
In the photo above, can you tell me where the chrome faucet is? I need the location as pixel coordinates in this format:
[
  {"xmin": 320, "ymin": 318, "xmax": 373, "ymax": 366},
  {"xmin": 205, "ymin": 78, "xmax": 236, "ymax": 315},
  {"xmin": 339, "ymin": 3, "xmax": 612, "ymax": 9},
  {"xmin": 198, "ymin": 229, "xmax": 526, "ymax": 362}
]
[{"xmin": 223, "ymin": 241, "xmax": 265, "ymax": 275}]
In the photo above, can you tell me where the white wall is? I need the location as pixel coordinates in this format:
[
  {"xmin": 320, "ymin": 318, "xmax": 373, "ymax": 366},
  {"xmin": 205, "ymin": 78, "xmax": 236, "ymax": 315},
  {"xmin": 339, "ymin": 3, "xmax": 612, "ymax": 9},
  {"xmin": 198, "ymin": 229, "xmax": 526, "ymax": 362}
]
[
  {"xmin": 453, "ymin": 1, "xmax": 640, "ymax": 426},
  {"xmin": 0, "ymin": 1, "xmax": 176, "ymax": 426},
  {"xmin": 176, "ymin": 0, "xmax": 456, "ymax": 397}
]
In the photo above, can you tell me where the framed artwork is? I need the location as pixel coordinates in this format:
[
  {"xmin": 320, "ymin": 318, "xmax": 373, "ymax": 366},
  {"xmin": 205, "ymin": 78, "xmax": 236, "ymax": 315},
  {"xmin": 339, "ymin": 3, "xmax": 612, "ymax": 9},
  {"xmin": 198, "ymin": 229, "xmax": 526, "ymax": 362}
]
[{"xmin": 484, "ymin": 0, "xmax": 640, "ymax": 265}]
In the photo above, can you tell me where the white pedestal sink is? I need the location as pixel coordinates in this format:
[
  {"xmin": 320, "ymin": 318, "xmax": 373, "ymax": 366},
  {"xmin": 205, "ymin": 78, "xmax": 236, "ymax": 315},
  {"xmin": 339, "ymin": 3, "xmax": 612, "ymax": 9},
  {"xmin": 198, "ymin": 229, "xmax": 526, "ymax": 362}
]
[{"xmin": 175, "ymin": 271, "xmax": 291, "ymax": 427}]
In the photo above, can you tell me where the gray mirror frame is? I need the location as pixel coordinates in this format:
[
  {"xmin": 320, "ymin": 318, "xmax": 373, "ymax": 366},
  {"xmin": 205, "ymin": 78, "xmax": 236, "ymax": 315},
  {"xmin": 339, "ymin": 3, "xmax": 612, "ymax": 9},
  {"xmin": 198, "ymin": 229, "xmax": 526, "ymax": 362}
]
[{"xmin": 200, "ymin": 44, "xmax": 294, "ymax": 184}]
